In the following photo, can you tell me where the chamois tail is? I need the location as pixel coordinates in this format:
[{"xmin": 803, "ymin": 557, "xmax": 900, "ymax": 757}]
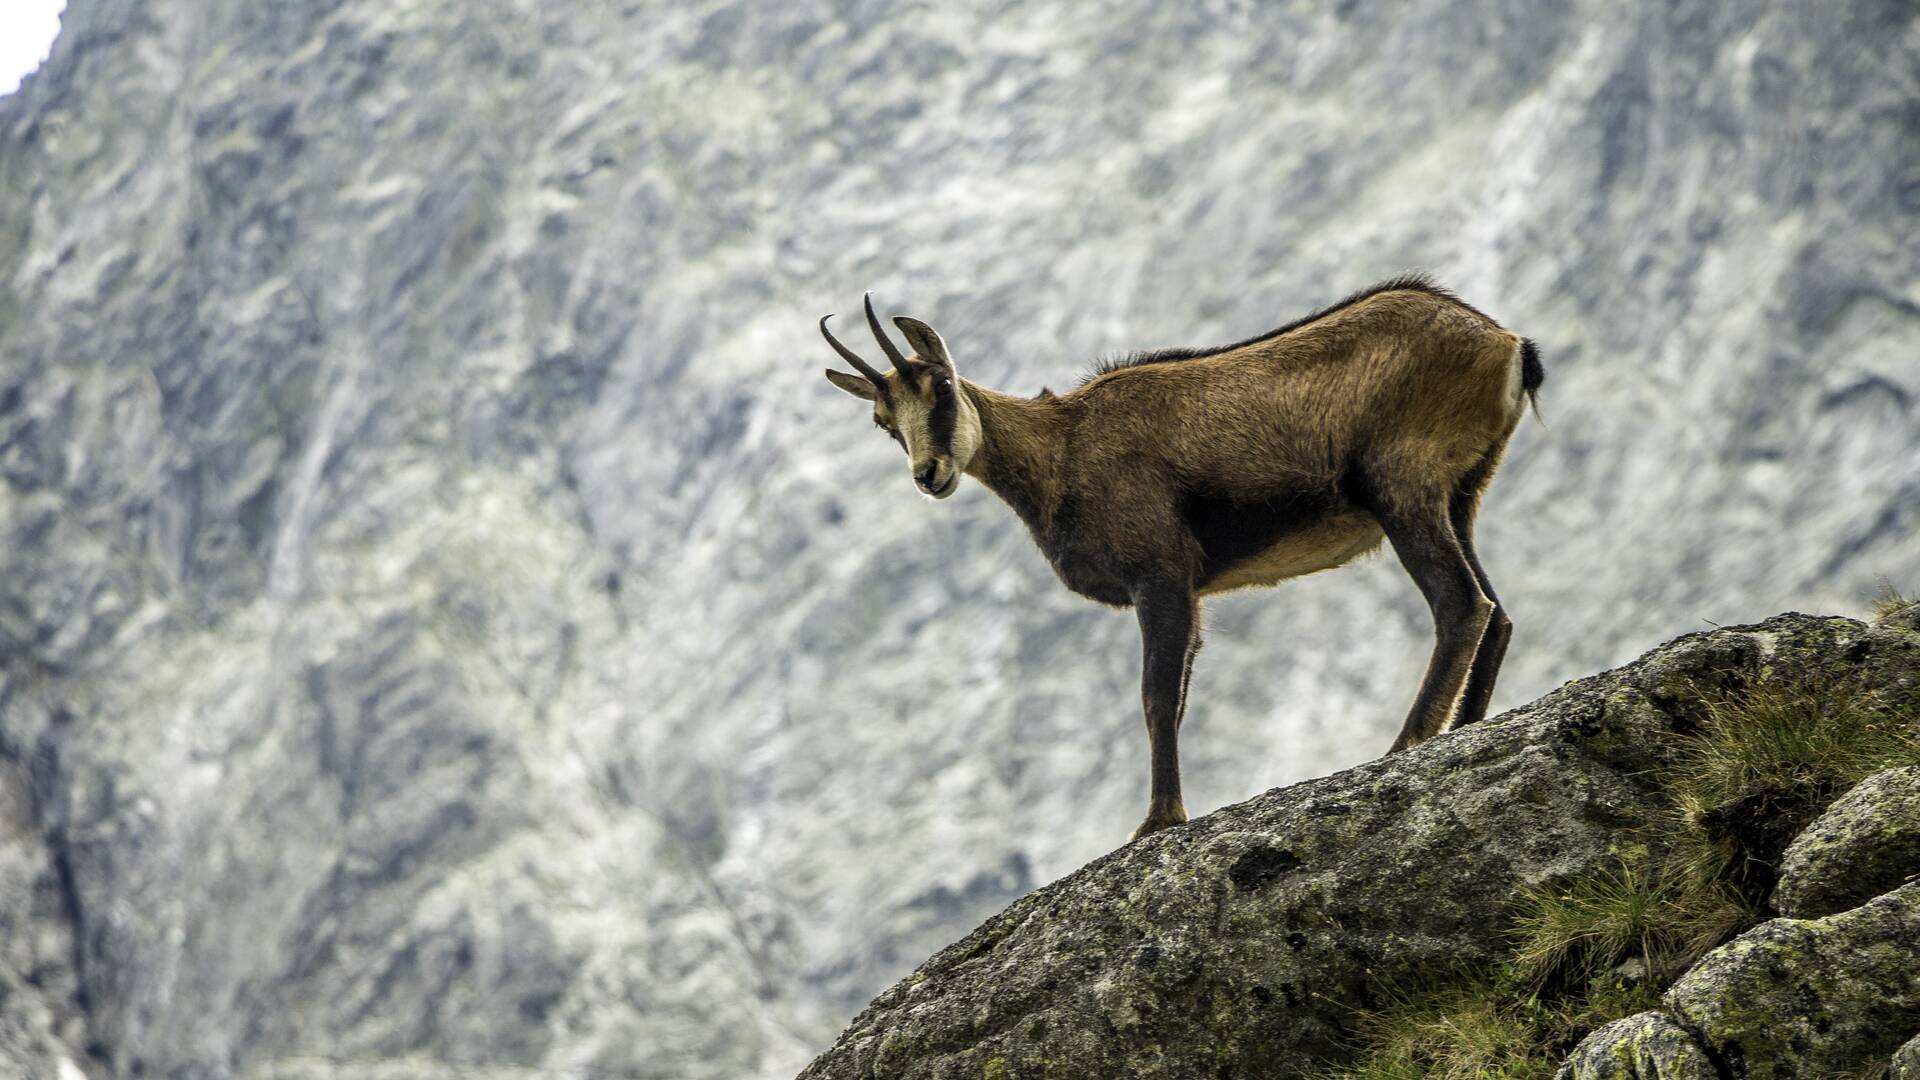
[{"xmin": 1519, "ymin": 338, "xmax": 1545, "ymax": 421}]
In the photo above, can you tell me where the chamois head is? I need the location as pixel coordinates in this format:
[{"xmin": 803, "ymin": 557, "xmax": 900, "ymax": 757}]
[{"xmin": 820, "ymin": 293, "xmax": 982, "ymax": 499}]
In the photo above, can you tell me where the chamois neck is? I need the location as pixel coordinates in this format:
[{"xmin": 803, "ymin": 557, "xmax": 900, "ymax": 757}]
[{"xmin": 961, "ymin": 381, "xmax": 1063, "ymax": 532}]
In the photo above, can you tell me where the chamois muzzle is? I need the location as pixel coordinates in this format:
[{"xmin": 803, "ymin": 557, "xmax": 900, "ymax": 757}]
[{"xmin": 916, "ymin": 460, "xmax": 958, "ymax": 499}]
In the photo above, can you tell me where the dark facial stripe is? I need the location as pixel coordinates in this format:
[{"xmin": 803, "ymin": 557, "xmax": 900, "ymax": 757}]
[{"xmin": 928, "ymin": 381, "xmax": 957, "ymax": 457}]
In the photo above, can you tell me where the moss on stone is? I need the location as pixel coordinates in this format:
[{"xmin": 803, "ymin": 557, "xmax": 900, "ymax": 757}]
[
  {"xmin": 1774, "ymin": 766, "xmax": 1920, "ymax": 917},
  {"xmin": 1558, "ymin": 1011, "xmax": 1717, "ymax": 1080},
  {"xmin": 1664, "ymin": 883, "xmax": 1920, "ymax": 1078}
]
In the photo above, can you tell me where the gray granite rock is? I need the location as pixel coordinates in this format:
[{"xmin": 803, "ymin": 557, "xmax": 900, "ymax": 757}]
[
  {"xmin": 1774, "ymin": 766, "xmax": 1920, "ymax": 918},
  {"xmin": 1663, "ymin": 881, "xmax": 1920, "ymax": 1080},
  {"xmin": 1555, "ymin": 1012, "xmax": 1717, "ymax": 1080},
  {"xmin": 1894, "ymin": 1032, "xmax": 1920, "ymax": 1079}
]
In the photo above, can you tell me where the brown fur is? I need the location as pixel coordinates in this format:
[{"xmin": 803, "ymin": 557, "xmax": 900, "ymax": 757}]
[
  {"xmin": 823, "ymin": 282, "xmax": 1538, "ymax": 841},
  {"xmin": 959, "ymin": 291, "xmax": 1523, "ymax": 587}
]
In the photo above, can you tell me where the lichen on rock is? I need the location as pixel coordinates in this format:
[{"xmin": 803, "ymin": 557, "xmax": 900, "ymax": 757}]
[
  {"xmin": 1773, "ymin": 765, "xmax": 1920, "ymax": 918},
  {"xmin": 1555, "ymin": 1011, "xmax": 1716, "ymax": 1080},
  {"xmin": 1662, "ymin": 881, "xmax": 1920, "ymax": 1079}
]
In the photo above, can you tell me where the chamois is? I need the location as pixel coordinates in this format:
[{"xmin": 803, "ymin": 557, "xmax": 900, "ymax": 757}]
[{"xmin": 820, "ymin": 276, "xmax": 1543, "ymax": 841}]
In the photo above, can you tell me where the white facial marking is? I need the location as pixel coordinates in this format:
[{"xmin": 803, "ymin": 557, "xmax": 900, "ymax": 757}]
[{"xmin": 878, "ymin": 367, "xmax": 980, "ymax": 500}]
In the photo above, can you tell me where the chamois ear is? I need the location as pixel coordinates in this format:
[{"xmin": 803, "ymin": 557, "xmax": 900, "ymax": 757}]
[
  {"xmin": 893, "ymin": 316, "xmax": 955, "ymax": 371},
  {"xmin": 824, "ymin": 368, "xmax": 878, "ymax": 400}
]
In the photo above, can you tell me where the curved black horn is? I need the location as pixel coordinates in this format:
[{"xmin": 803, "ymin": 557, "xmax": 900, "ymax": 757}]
[
  {"xmin": 864, "ymin": 291, "xmax": 910, "ymax": 372},
  {"xmin": 819, "ymin": 314, "xmax": 887, "ymax": 385}
]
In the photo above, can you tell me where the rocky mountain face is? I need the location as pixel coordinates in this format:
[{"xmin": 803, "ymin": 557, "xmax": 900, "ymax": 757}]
[{"xmin": 0, "ymin": 1, "xmax": 1914, "ymax": 1078}]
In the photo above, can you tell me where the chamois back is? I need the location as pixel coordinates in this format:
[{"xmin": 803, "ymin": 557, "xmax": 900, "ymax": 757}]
[{"xmin": 1082, "ymin": 273, "xmax": 1494, "ymax": 383}]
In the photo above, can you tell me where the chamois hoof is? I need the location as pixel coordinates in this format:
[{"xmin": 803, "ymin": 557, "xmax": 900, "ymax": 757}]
[{"xmin": 1130, "ymin": 800, "xmax": 1189, "ymax": 841}]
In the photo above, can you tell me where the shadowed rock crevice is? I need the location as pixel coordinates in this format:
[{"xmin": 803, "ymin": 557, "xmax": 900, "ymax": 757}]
[{"xmin": 0, "ymin": 740, "xmax": 98, "ymax": 1078}]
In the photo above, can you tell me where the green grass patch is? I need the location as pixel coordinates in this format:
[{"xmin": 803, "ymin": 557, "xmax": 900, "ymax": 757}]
[
  {"xmin": 1668, "ymin": 673, "xmax": 1920, "ymax": 902},
  {"xmin": 1323, "ymin": 664, "xmax": 1920, "ymax": 1077},
  {"xmin": 1511, "ymin": 864, "xmax": 1748, "ymax": 989},
  {"xmin": 1321, "ymin": 968, "xmax": 1659, "ymax": 1080},
  {"xmin": 1871, "ymin": 583, "xmax": 1911, "ymax": 622}
]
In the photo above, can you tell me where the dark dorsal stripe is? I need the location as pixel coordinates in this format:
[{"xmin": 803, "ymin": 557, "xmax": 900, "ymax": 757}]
[{"xmin": 1080, "ymin": 273, "xmax": 1488, "ymax": 384}]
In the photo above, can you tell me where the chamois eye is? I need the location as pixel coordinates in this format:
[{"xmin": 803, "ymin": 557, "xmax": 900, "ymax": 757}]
[{"xmin": 934, "ymin": 377, "xmax": 953, "ymax": 397}]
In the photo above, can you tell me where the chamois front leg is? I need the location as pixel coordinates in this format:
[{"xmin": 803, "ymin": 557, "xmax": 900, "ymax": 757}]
[{"xmin": 1130, "ymin": 580, "xmax": 1198, "ymax": 840}]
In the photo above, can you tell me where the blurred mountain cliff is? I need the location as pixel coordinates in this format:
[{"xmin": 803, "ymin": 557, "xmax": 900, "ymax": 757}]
[{"xmin": 0, "ymin": 1, "xmax": 1914, "ymax": 1077}]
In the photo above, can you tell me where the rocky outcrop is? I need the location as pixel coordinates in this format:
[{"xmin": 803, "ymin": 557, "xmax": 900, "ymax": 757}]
[
  {"xmin": 799, "ymin": 611, "xmax": 1920, "ymax": 1078},
  {"xmin": 1773, "ymin": 766, "xmax": 1920, "ymax": 918},
  {"xmin": 1556, "ymin": 1012, "xmax": 1716, "ymax": 1080},
  {"xmin": 1663, "ymin": 883, "xmax": 1920, "ymax": 1079},
  {"xmin": 1558, "ymin": 637, "xmax": 1920, "ymax": 1080}
]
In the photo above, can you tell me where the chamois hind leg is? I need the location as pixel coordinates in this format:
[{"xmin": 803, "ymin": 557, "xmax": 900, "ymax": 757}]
[
  {"xmin": 1130, "ymin": 579, "xmax": 1199, "ymax": 840},
  {"xmin": 1450, "ymin": 460, "xmax": 1512, "ymax": 730},
  {"xmin": 1374, "ymin": 500, "xmax": 1494, "ymax": 753}
]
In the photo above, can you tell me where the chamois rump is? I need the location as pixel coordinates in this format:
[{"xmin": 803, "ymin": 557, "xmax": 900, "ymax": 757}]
[{"xmin": 820, "ymin": 276, "xmax": 1543, "ymax": 841}]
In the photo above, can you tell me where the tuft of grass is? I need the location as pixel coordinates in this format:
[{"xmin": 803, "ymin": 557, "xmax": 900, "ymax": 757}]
[
  {"xmin": 1328, "ymin": 983, "xmax": 1540, "ymax": 1080},
  {"xmin": 1322, "ymin": 970, "xmax": 1659, "ymax": 1080},
  {"xmin": 1325, "ymin": 666, "xmax": 1920, "ymax": 1078},
  {"xmin": 1870, "ymin": 580, "xmax": 1911, "ymax": 621},
  {"xmin": 1512, "ymin": 864, "xmax": 1748, "ymax": 989},
  {"xmin": 1667, "ymin": 674, "xmax": 1920, "ymax": 900}
]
